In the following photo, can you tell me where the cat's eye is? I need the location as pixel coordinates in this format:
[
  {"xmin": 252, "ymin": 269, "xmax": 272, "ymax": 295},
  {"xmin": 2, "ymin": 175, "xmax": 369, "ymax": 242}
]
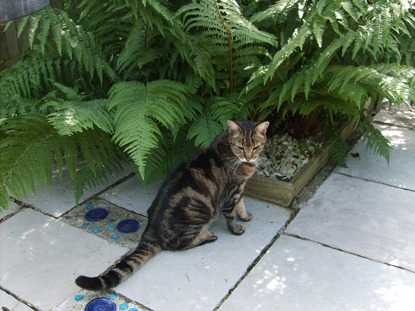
[
  {"xmin": 237, "ymin": 146, "xmax": 244, "ymax": 150},
  {"xmin": 253, "ymin": 146, "xmax": 260, "ymax": 150}
]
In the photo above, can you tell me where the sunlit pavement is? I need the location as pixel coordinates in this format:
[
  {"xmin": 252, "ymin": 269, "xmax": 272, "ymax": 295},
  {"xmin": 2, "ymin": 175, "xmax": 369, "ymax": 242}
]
[{"xmin": 1, "ymin": 105, "xmax": 415, "ymax": 311}]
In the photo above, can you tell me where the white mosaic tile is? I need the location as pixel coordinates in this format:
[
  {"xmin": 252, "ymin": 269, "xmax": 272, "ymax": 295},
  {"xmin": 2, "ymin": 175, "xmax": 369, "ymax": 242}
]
[
  {"xmin": 0, "ymin": 209, "xmax": 128, "ymax": 310},
  {"xmin": 221, "ymin": 235, "xmax": 415, "ymax": 311},
  {"xmin": 286, "ymin": 173, "xmax": 415, "ymax": 271}
]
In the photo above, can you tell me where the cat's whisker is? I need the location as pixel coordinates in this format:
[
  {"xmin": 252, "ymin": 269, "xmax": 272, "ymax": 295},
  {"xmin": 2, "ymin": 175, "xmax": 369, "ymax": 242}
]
[{"xmin": 224, "ymin": 157, "xmax": 242, "ymax": 176}]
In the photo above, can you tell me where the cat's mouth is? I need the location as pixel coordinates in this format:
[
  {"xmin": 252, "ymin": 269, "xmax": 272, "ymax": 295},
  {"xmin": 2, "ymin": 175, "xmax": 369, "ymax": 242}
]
[{"xmin": 241, "ymin": 158, "xmax": 257, "ymax": 164}]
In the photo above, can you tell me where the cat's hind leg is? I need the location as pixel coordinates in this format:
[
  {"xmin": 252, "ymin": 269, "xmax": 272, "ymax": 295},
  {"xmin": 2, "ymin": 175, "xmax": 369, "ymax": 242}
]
[
  {"xmin": 179, "ymin": 227, "xmax": 218, "ymax": 250},
  {"xmin": 235, "ymin": 197, "xmax": 253, "ymax": 222}
]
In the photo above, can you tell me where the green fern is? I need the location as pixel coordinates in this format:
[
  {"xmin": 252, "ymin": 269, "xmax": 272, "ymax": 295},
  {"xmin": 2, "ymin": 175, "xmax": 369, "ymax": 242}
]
[
  {"xmin": 0, "ymin": 114, "xmax": 119, "ymax": 208},
  {"xmin": 362, "ymin": 122, "xmax": 393, "ymax": 164},
  {"xmin": 109, "ymin": 80, "xmax": 191, "ymax": 179}
]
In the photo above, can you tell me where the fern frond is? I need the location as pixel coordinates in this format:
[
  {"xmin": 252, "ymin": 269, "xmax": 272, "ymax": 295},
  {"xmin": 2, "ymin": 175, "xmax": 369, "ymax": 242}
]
[
  {"xmin": 0, "ymin": 115, "xmax": 66, "ymax": 208},
  {"xmin": 265, "ymin": 24, "xmax": 312, "ymax": 81},
  {"xmin": 362, "ymin": 122, "xmax": 393, "ymax": 164},
  {"xmin": 187, "ymin": 114, "xmax": 223, "ymax": 148},
  {"xmin": 0, "ymin": 114, "xmax": 118, "ymax": 210},
  {"xmin": 47, "ymin": 98, "xmax": 113, "ymax": 136},
  {"xmin": 109, "ymin": 80, "xmax": 190, "ymax": 179}
]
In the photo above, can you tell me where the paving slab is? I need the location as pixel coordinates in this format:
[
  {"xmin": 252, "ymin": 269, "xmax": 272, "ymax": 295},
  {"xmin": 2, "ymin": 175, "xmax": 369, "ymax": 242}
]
[
  {"xmin": 286, "ymin": 173, "xmax": 415, "ymax": 271},
  {"xmin": 220, "ymin": 235, "xmax": 415, "ymax": 311},
  {"xmin": 98, "ymin": 175, "xmax": 162, "ymax": 215},
  {"xmin": 336, "ymin": 124, "xmax": 415, "ymax": 190},
  {"xmin": 0, "ymin": 290, "xmax": 34, "ymax": 311},
  {"xmin": 0, "ymin": 209, "xmax": 129, "ymax": 310},
  {"xmin": 22, "ymin": 165, "xmax": 131, "ymax": 217},
  {"xmin": 114, "ymin": 197, "xmax": 291, "ymax": 311},
  {"xmin": 0, "ymin": 201, "xmax": 22, "ymax": 222},
  {"xmin": 373, "ymin": 108, "xmax": 415, "ymax": 130}
]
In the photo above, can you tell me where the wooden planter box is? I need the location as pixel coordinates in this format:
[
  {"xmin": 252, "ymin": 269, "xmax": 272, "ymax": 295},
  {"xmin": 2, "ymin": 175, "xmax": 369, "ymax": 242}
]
[{"xmin": 244, "ymin": 120, "xmax": 358, "ymax": 207}]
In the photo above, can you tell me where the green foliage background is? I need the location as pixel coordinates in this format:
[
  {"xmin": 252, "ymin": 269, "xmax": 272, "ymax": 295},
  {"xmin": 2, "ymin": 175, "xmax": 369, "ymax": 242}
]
[{"xmin": 1, "ymin": 0, "xmax": 415, "ymax": 209}]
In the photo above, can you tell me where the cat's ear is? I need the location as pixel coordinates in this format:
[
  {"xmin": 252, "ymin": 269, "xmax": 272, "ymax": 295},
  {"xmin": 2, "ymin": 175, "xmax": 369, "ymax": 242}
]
[
  {"xmin": 255, "ymin": 121, "xmax": 269, "ymax": 136},
  {"xmin": 227, "ymin": 120, "xmax": 241, "ymax": 136}
]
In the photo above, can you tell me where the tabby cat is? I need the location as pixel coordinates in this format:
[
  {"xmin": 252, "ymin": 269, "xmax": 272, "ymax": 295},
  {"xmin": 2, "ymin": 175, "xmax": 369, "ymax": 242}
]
[{"xmin": 76, "ymin": 120, "xmax": 269, "ymax": 290}]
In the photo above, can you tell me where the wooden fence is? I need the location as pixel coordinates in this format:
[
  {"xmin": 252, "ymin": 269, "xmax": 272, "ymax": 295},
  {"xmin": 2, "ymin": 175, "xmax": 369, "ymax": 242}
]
[
  {"xmin": 0, "ymin": 19, "xmax": 29, "ymax": 70},
  {"xmin": 0, "ymin": 1, "xmax": 63, "ymax": 71}
]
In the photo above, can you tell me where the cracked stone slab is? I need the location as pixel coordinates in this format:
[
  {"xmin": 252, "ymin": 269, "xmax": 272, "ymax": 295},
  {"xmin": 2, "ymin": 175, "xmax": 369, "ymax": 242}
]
[
  {"xmin": 0, "ymin": 209, "xmax": 128, "ymax": 310},
  {"xmin": 374, "ymin": 109, "xmax": 415, "ymax": 130},
  {"xmin": 336, "ymin": 124, "xmax": 415, "ymax": 191},
  {"xmin": 0, "ymin": 202, "xmax": 22, "ymax": 222},
  {"xmin": 63, "ymin": 198, "xmax": 147, "ymax": 249},
  {"xmin": 286, "ymin": 173, "xmax": 415, "ymax": 272},
  {"xmin": 220, "ymin": 235, "xmax": 415, "ymax": 311},
  {"xmin": 114, "ymin": 197, "xmax": 291, "ymax": 311}
]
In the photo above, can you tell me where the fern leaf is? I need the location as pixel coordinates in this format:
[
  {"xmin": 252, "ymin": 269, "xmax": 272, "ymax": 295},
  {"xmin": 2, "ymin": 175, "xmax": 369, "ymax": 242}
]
[
  {"xmin": 47, "ymin": 99, "xmax": 113, "ymax": 136},
  {"xmin": 187, "ymin": 114, "xmax": 223, "ymax": 148},
  {"xmin": 109, "ymin": 80, "xmax": 190, "ymax": 179},
  {"xmin": 0, "ymin": 115, "xmax": 64, "ymax": 206},
  {"xmin": 266, "ymin": 24, "xmax": 312, "ymax": 81},
  {"xmin": 362, "ymin": 123, "xmax": 393, "ymax": 164}
]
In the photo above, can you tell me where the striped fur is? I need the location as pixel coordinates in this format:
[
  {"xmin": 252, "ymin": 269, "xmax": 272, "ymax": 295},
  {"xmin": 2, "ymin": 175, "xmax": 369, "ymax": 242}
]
[{"xmin": 75, "ymin": 120, "xmax": 269, "ymax": 290}]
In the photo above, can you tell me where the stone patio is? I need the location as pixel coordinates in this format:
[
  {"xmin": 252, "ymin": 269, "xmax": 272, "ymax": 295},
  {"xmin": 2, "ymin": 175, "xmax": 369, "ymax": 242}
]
[{"xmin": 1, "ymin": 105, "xmax": 415, "ymax": 310}]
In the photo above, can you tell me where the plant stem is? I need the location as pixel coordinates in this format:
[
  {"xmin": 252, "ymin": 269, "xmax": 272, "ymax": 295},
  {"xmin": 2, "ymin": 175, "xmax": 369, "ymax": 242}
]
[{"xmin": 214, "ymin": 0, "xmax": 233, "ymax": 93}]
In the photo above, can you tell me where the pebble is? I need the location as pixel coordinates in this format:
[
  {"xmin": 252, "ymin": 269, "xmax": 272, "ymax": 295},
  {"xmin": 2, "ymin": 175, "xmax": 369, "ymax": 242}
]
[
  {"xmin": 75, "ymin": 295, "xmax": 84, "ymax": 301},
  {"xmin": 120, "ymin": 303, "xmax": 128, "ymax": 310},
  {"xmin": 257, "ymin": 133, "xmax": 322, "ymax": 181}
]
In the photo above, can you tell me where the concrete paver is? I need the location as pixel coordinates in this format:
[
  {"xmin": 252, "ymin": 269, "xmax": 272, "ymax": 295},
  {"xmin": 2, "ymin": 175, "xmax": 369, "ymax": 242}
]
[
  {"xmin": 221, "ymin": 235, "xmax": 415, "ymax": 311},
  {"xmin": 98, "ymin": 175, "xmax": 162, "ymax": 215},
  {"xmin": 115, "ymin": 197, "xmax": 291, "ymax": 311},
  {"xmin": 0, "ymin": 209, "xmax": 128, "ymax": 310},
  {"xmin": 0, "ymin": 201, "xmax": 21, "ymax": 221},
  {"xmin": 23, "ymin": 166, "xmax": 131, "ymax": 217},
  {"xmin": 0, "ymin": 290, "xmax": 34, "ymax": 311},
  {"xmin": 336, "ymin": 124, "xmax": 415, "ymax": 190},
  {"xmin": 286, "ymin": 173, "xmax": 415, "ymax": 271}
]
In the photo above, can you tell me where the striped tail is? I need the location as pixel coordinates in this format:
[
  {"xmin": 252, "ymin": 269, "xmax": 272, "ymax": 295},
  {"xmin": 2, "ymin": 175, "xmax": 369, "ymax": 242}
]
[{"xmin": 75, "ymin": 233, "xmax": 161, "ymax": 291}]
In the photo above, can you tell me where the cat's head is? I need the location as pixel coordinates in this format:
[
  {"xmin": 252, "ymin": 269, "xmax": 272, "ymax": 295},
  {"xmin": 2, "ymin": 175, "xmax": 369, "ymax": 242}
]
[{"xmin": 227, "ymin": 120, "xmax": 269, "ymax": 163}]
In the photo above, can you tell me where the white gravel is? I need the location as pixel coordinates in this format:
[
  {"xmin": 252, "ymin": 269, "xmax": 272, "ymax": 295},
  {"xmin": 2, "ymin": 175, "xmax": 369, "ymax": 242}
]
[{"xmin": 257, "ymin": 133, "xmax": 323, "ymax": 181}]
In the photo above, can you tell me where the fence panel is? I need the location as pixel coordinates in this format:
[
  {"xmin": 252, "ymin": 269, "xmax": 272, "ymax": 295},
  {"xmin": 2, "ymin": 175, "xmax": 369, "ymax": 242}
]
[{"xmin": 0, "ymin": 20, "xmax": 29, "ymax": 70}]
